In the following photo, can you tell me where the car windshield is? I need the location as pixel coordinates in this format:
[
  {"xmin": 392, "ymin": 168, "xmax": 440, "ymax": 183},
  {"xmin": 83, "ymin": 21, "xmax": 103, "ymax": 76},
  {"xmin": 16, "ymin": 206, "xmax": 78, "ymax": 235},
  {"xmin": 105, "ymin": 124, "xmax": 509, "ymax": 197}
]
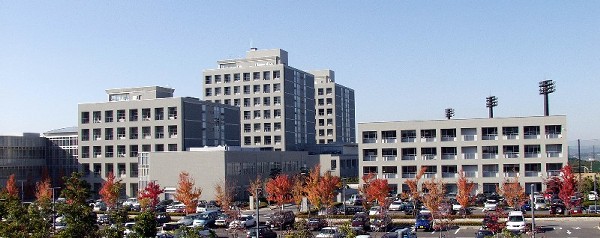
[
  {"xmin": 198, "ymin": 214, "xmax": 210, "ymax": 219},
  {"xmin": 417, "ymin": 214, "xmax": 430, "ymax": 220},
  {"xmin": 508, "ymin": 216, "xmax": 524, "ymax": 222},
  {"xmin": 320, "ymin": 228, "xmax": 336, "ymax": 234},
  {"xmin": 486, "ymin": 200, "xmax": 497, "ymax": 204}
]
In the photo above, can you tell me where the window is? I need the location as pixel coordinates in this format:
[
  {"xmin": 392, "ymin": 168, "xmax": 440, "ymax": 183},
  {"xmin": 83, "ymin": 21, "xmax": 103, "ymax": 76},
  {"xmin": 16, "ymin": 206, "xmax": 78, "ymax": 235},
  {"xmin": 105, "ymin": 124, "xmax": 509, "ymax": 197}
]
[
  {"xmin": 155, "ymin": 144, "xmax": 164, "ymax": 152},
  {"xmin": 105, "ymin": 110, "xmax": 113, "ymax": 123},
  {"xmin": 326, "ymin": 98, "xmax": 333, "ymax": 105},
  {"xmin": 117, "ymin": 110, "xmax": 125, "ymax": 122},
  {"xmin": 93, "ymin": 111, "xmax": 102, "ymax": 123},
  {"xmin": 244, "ymin": 85, "xmax": 250, "ymax": 94},
  {"xmin": 168, "ymin": 107, "xmax": 177, "ymax": 119},
  {"xmin": 168, "ymin": 125, "xmax": 177, "ymax": 138},
  {"xmin": 130, "ymin": 145, "xmax": 138, "ymax": 157},
  {"xmin": 129, "ymin": 127, "xmax": 138, "ymax": 139},
  {"xmin": 205, "ymin": 75, "xmax": 212, "ymax": 84},
  {"xmin": 81, "ymin": 146, "xmax": 89, "ymax": 158},
  {"xmin": 273, "ymin": 70, "xmax": 280, "ymax": 79},
  {"xmin": 253, "ymin": 85, "xmax": 261, "ymax": 93},
  {"xmin": 326, "ymin": 88, "xmax": 333, "ymax": 95},
  {"xmin": 155, "ymin": 126, "xmax": 164, "ymax": 139},
  {"xmin": 263, "ymin": 110, "xmax": 271, "ymax": 119},
  {"xmin": 482, "ymin": 127, "xmax": 498, "ymax": 140},
  {"xmin": 224, "ymin": 87, "xmax": 231, "ymax": 95},
  {"xmin": 319, "ymin": 119, "xmax": 325, "ymax": 126},
  {"xmin": 117, "ymin": 127, "xmax": 126, "ymax": 139},
  {"xmin": 253, "ymin": 110, "xmax": 261, "ymax": 119},
  {"xmin": 274, "ymin": 96, "xmax": 281, "ymax": 105},
  {"xmin": 274, "ymin": 122, "xmax": 281, "ymax": 131},
  {"xmin": 214, "ymin": 87, "xmax": 221, "ymax": 95},
  {"xmin": 331, "ymin": 160, "xmax": 337, "ymax": 170},
  {"xmin": 318, "ymin": 99, "xmax": 324, "ymax": 106},
  {"xmin": 243, "ymin": 111, "xmax": 251, "ymax": 120},
  {"xmin": 273, "ymin": 83, "xmax": 281, "ymax": 92},
  {"xmin": 253, "ymin": 72, "xmax": 260, "ymax": 80},
  {"xmin": 263, "ymin": 97, "xmax": 271, "ymax": 106},
  {"xmin": 233, "ymin": 99, "xmax": 240, "ymax": 107},
  {"xmin": 244, "ymin": 136, "xmax": 251, "ymax": 145},
  {"xmin": 129, "ymin": 109, "xmax": 138, "ymax": 121},
  {"xmin": 318, "ymin": 109, "xmax": 325, "ymax": 116},
  {"xmin": 168, "ymin": 144, "xmax": 177, "ymax": 151},
  {"xmin": 81, "ymin": 111, "xmax": 90, "ymax": 124},
  {"xmin": 243, "ymin": 73, "xmax": 250, "ymax": 81},
  {"xmin": 205, "ymin": 88, "xmax": 212, "ymax": 96},
  {"xmin": 214, "ymin": 75, "xmax": 221, "ymax": 83},
  {"xmin": 244, "ymin": 124, "xmax": 251, "ymax": 133},
  {"xmin": 81, "ymin": 129, "xmax": 90, "ymax": 141},
  {"xmin": 264, "ymin": 136, "xmax": 271, "ymax": 145},
  {"xmin": 263, "ymin": 84, "xmax": 271, "ymax": 93},
  {"xmin": 274, "ymin": 109, "xmax": 281, "ymax": 118},
  {"xmin": 224, "ymin": 74, "xmax": 231, "ymax": 83},
  {"xmin": 254, "ymin": 136, "xmax": 261, "ymax": 144},
  {"xmin": 105, "ymin": 145, "xmax": 114, "ymax": 158},
  {"xmin": 244, "ymin": 98, "xmax": 251, "ymax": 107},
  {"xmin": 253, "ymin": 97, "xmax": 261, "ymax": 106},
  {"xmin": 142, "ymin": 126, "xmax": 151, "ymax": 139},
  {"xmin": 142, "ymin": 108, "xmax": 151, "ymax": 121},
  {"xmin": 154, "ymin": 108, "xmax": 164, "ymax": 120},
  {"xmin": 274, "ymin": 136, "xmax": 282, "ymax": 144},
  {"xmin": 263, "ymin": 71, "xmax": 270, "ymax": 80},
  {"xmin": 234, "ymin": 73, "xmax": 240, "ymax": 82},
  {"xmin": 253, "ymin": 123, "xmax": 261, "ymax": 132},
  {"xmin": 318, "ymin": 88, "xmax": 324, "ymax": 95},
  {"xmin": 105, "ymin": 128, "xmax": 113, "ymax": 140},
  {"xmin": 234, "ymin": 86, "xmax": 240, "ymax": 94},
  {"xmin": 326, "ymin": 108, "xmax": 333, "ymax": 116},
  {"xmin": 264, "ymin": 123, "xmax": 271, "ymax": 132}
]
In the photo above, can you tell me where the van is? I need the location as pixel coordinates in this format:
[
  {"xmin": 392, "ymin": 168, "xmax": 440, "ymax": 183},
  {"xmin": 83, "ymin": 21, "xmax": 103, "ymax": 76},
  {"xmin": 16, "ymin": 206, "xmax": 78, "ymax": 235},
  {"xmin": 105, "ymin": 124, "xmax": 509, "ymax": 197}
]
[{"xmin": 506, "ymin": 211, "xmax": 525, "ymax": 233}]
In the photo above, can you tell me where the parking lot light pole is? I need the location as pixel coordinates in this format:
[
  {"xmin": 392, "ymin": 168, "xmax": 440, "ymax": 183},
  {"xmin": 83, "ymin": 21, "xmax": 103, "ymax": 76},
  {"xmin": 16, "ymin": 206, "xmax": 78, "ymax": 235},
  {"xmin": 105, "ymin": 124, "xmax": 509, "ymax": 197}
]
[
  {"xmin": 530, "ymin": 184, "xmax": 535, "ymax": 238},
  {"xmin": 51, "ymin": 186, "xmax": 61, "ymax": 233},
  {"xmin": 255, "ymin": 187, "xmax": 261, "ymax": 238},
  {"xmin": 342, "ymin": 178, "xmax": 347, "ymax": 213}
]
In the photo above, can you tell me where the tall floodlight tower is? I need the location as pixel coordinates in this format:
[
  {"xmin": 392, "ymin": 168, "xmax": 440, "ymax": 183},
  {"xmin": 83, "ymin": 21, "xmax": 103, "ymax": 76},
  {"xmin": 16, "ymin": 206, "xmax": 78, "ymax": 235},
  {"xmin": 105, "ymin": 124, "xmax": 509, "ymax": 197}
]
[
  {"xmin": 539, "ymin": 80, "xmax": 556, "ymax": 116},
  {"xmin": 445, "ymin": 108, "xmax": 454, "ymax": 120},
  {"xmin": 486, "ymin": 96, "xmax": 498, "ymax": 118}
]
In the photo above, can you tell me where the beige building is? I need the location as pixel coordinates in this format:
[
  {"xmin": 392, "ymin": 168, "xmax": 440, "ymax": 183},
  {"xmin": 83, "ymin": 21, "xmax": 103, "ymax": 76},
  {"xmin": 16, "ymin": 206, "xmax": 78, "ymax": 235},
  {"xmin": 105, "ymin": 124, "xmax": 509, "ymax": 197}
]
[
  {"xmin": 311, "ymin": 70, "xmax": 356, "ymax": 145},
  {"xmin": 78, "ymin": 86, "xmax": 240, "ymax": 197},
  {"xmin": 203, "ymin": 48, "xmax": 316, "ymax": 151},
  {"xmin": 358, "ymin": 115, "xmax": 568, "ymax": 195}
]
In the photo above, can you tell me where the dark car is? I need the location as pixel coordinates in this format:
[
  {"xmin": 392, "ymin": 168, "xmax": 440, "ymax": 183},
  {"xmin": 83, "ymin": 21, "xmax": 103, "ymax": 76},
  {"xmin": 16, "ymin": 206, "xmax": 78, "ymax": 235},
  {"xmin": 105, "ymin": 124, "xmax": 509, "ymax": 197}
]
[
  {"xmin": 371, "ymin": 215, "xmax": 393, "ymax": 232},
  {"xmin": 415, "ymin": 212, "xmax": 432, "ymax": 231},
  {"xmin": 265, "ymin": 210, "xmax": 295, "ymax": 230},
  {"xmin": 343, "ymin": 206, "xmax": 365, "ymax": 215},
  {"xmin": 161, "ymin": 222, "xmax": 182, "ymax": 232},
  {"xmin": 550, "ymin": 203, "xmax": 566, "ymax": 215},
  {"xmin": 476, "ymin": 229, "xmax": 494, "ymax": 238},
  {"xmin": 247, "ymin": 226, "xmax": 277, "ymax": 238},
  {"xmin": 156, "ymin": 212, "xmax": 171, "ymax": 224},
  {"xmin": 307, "ymin": 217, "xmax": 328, "ymax": 231},
  {"xmin": 521, "ymin": 201, "xmax": 532, "ymax": 212},
  {"xmin": 351, "ymin": 212, "xmax": 371, "ymax": 231}
]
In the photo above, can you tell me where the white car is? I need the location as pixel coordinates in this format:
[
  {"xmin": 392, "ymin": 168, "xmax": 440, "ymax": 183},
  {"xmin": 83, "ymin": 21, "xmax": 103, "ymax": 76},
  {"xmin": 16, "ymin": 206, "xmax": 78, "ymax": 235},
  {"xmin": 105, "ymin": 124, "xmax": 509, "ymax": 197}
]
[
  {"xmin": 316, "ymin": 227, "xmax": 344, "ymax": 238},
  {"xmin": 122, "ymin": 198, "xmax": 139, "ymax": 209},
  {"xmin": 229, "ymin": 214, "xmax": 256, "ymax": 229},
  {"xmin": 369, "ymin": 206, "xmax": 381, "ymax": 216},
  {"xmin": 388, "ymin": 201, "xmax": 403, "ymax": 211},
  {"xmin": 588, "ymin": 191, "xmax": 598, "ymax": 201},
  {"xmin": 124, "ymin": 222, "xmax": 136, "ymax": 235},
  {"xmin": 483, "ymin": 200, "xmax": 497, "ymax": 212},
  {"xmin": 505, "ymin": 211, "xmax": 526, "ymax": 233},
  {"xmin": 166, "ymin": 203, "xmax": 186, "ymax": 213}
]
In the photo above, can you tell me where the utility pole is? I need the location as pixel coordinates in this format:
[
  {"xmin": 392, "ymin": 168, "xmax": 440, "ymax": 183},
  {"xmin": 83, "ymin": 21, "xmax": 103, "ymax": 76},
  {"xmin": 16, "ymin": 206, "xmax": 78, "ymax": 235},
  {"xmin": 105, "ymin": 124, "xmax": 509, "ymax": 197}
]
[
  {"xmin": 579, "ymin": 139, "xmax": 582, "ymax": 183},
  {"xmin": 530, "ymin": 184, "xmax": 536, "ymax": 238}
]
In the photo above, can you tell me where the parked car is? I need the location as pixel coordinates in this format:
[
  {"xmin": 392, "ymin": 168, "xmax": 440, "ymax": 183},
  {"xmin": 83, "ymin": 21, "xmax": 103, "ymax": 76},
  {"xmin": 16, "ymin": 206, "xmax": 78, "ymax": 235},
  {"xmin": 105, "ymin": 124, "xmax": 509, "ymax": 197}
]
[
  {"xmin": 589, "ymin": 191, "xmax": 598, "ymax": 201},
  {"xmin": 155, "ymin": 199, "xmax": 173, "ymax": 212},
  {"xmin": 166, "ymin": 203, "xmax": 186, "ymax": 213},
  {"xmin": 381, "ymin": 227, "xmax": 417, "ymax": 238},
  {"xmin": 161, "ymin": 222, "xmax": 182, "ymax": 232},
  {"xmin": 586, "ymin": 205, "xmax": 600, "ymax": 214},
  {"xmin": 521, "ymin": 201, "xmax": 532, "ymax": 212},
  {"xmin": 505, "ymin": 211, "xmax": 526, "ymax": 233},
  {"xmin": 156, "ymin": 212, "xmax": 171, "ymax": 224},
  {"xmin": 351, "ymin": 212, "xmax": 371, "ymax": 231},
  {"xmin": 229, "ymin": 214, "xmax": 256, "ymax": 229},
  {"xmin": 483, "ymin": 200, "xmax": 497, "ymax": 212},
  {"xmin": 307, "ymin": 217, "xmax": 328, "ymax": 231},
  {"xmin": 265, "ymin": 210, "xmax": 295, "ymax": 230},
  {"xmin": 346, "ymin": 194, "xmax": 364, "ymax": 206},
  {"xmin": 316, "ymin": 227, "xmax": 344, "ymax": 238},
  {"xmin": 343, "ymin": 206, "xmax": 365, "ymax": 215},
  {"xmin": 124, "ymin": 222, "xmax": 136, "ymax": 236},
  {"xmin": 369, "ymin": 206, "xmax": 381, "ymax": 216},
  {"xmin": 370, "ymin": 215, "xmax": 392, "ymax": 232},
  {"xmin": 534, "ymin": 198, "xmax": 547, "ymax": 210},
  {"xmin": 246, "ymin": 226, "xmax": 277, "ymax": 238},
  {"xmin": 122, "ymin": 198, "xmax": 140, "ymax": 211},
  {"xmin": 388, "ymin": 200, "xmax": 404, "ymax": 211},
  {"xmin": 96, "ymin": 214, "xmax": 111, "ymax": 225},
  {"xmin": 415, "ymin": 211, "xmax": 432, "ymax": 231},
  {"xmin": 92, "ymin": 201, "xmax": 107, "ymax": 212},
  {"xmin": 191, "ymin": 210, "xmax": 220, "ymax": 228},
  {"xmin": 476, "ymin": 229, "xmax": 495, "ymax": 238},
  {"xmin": 570, "ymin": 205, "xmax": 584, "ymax": 214},
  {"xmin": 177, "ymin": 214, "xmax": 200, "ymax": 226},
  {"xmin": 214, "ymin": 214, "xmax": 231, "ymax": 227},
  {"xmin": 550, "ymin": 202, "xmax": 566, "ymax": 215},
  {"xmin": 318, "ymin": 207, "xmax": 340, "ymax": 216}
]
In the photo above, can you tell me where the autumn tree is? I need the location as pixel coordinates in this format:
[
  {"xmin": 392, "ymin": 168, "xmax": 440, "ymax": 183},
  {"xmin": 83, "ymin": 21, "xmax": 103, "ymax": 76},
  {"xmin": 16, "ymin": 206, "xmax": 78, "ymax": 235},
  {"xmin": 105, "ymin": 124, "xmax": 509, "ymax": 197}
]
[
  {"xmin": 497, "ymin": 176, "xmax": 527, "ymax": 209},
  {"xmin": 422, "ymin": 178, "xmax": 447, "ymax": 227},
  {"xmin": 456, "ymin": 169, "xmax": 475, "ymax": 217},
  {"xmin": 290, "ymin": 175, "xmax": 306, "ymax": 212},
  {"xmin": 99, "ymin": 172, "xmax": 122, "ymax": 209},
  {"xmin": 35, "ymin": 176, "xmax": 52, "ymax": 203},
  {"xmin": 138, "ymin": 181, "xmax": 164, "ymax": 210},
  {"xmin": 559, "ymin": 165, "xmax": 577, "ymax": 209},
  {"xmin": 305, "ymin": 165, "xmax": 323, "ymax": 212},
  {"xmin": 265, "ymin": 174, "xmax": 293, "ymax": 210},
  {"xmin": 214, "ymin": 180, "xmax": 236, "ymax": 221},
  {"xmin": 544, "ymin": 176, "xmax": 561, "ymax": 196},
  {"xmin": 174, "ymin": 171, "xmax": 202, "ymax": 214},
  {"xmin": 362, "ymin": 173, "xmax": 390, "ymax": 213},
  {"xmin": 5, "ymin": 174, "xmax": 19, "ymax": 198},
  {"xmin": 248, "ymin": 176, "xmax": 263, "ymax": 199},
  {"xmin": 405, "ymin": 167, "xmax": 427, "ymax": 214},
  {"xmin": 319, "ymin": 171, "xmax": 341, "ymax": 209}
]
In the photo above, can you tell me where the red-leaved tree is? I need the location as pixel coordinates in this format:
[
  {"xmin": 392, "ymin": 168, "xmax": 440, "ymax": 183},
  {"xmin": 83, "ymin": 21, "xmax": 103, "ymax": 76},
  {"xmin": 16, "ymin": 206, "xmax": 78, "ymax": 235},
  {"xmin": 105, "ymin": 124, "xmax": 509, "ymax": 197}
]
[
  {"xmin": 497, "ymin": 176, "xmax": 527, "ymax": 209},
  {"xmin": 35, "ymin": 176, "xmax": 52, "ymax": 203},
  {"xmin": 559, "ymin": 165, "xmax": 577, "ymax": 209},
  {"xmin": 138, "ymin": 181, "xmax": 164, "ymax": 210},
  {"xmin": 319, "ymin": 171, "xmax": 341, "ymax": 209},
  {"xmin": 290, "ymin": 175, "xmax": 306, "ymax": 212},
  {"xmin": 363, "ymin": 173, "xmax": 390, "ymax": 211},
  {"xmin": 456, "ymin": 169, "xmax": 475, "ymax": 217},
  {"xmin": 405, "ymin": 167, "xmax": 427, "ymax": 213},
  {"xmin": 305, "ymin": 165, "xmax": 323, "ymax": 211},
  {"xmin": 265, "ymin": 174, "xmax": 293, "ymax": 210},
  {"xmin": 5, "ymin": 174, "xmax": 19, "ymax": 198},
  {"xmin": 99, "ymin": 172, "xmax": 122, "ymax": 209},
  {"xmin": 175, "ymin": 171, "xmax": 202, "ymax": 214}
]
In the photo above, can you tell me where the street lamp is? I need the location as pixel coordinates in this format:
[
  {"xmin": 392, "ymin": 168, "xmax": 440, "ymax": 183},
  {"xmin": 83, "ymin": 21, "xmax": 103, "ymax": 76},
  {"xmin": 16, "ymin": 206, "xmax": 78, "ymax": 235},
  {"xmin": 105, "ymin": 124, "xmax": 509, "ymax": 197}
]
[
  {"xmin": 445, "ymin": 108, "xmax": 454, "ymax": 120},
  {"xmin": 342, "ymin": 178, "xmax": 348, "ymax": 214},
  {"xmin": 255, "ymin": 187, "xmax": 261, "ymax": 238},
  {"xmin": 50, "ymin": 187, "xmax": 61, "ymax": 233},
  {"xmin": 530, "ymin": 184, "xmax": 536, "ymax": 238},
  {"xmin": 538, "ymin": 79, "xmax": 556, "ymax": 116},
  {"xmin": 486, "ymin": 96, "xmax": 498, "ymax": 118}
]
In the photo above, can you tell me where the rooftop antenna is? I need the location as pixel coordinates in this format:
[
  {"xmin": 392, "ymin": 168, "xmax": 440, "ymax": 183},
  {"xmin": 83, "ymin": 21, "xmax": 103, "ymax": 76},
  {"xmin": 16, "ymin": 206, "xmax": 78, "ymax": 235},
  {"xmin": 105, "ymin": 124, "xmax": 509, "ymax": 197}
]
[
  {"xmin": 486, "ymin": 96, "xmax": 498, "ymax": 118},
  {"xmin": 445, "ymin": 108, "xmax": 455, "ymax": 120},
  {"xmin": 539, "ymin": 79, "xmax": 556, "ymax": 116}
]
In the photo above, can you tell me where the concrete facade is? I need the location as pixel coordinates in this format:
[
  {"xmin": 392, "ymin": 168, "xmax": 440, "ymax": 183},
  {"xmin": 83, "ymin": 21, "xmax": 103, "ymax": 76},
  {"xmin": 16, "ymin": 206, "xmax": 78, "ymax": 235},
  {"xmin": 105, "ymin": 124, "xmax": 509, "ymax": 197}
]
[
  {"xmin": 358, "ymin": 116, "xmax": 568, "ymax": 195},
  {"xmin": 78, "ymin": 86, "xmax": 240, "ymax": 197},
  {"xmin": 142, "ymin": 148, "xmax": 319, "ymax": 201},
  {"xmin": 202, "ymin": 49, "xmax": 316, "ymax": 151},
  {"xmin": 311, "ymin": 70, "xmax": 356, "ymax": 145}
]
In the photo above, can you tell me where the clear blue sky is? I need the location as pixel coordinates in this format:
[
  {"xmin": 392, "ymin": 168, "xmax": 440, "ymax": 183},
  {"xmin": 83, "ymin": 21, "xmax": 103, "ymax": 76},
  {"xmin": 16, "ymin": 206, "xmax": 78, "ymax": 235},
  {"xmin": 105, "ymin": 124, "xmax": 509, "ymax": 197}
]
[{"xmin": 1, "ymin": 1, "xmax": 599, "ymax": 141}]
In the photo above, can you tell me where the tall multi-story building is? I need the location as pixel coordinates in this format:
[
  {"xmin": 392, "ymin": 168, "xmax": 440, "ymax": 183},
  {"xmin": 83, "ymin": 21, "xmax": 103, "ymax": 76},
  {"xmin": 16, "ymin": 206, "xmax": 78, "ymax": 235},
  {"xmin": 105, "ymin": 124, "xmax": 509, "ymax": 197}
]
[
  {"xmin": 78, "ymin": 86, "xmax": 240, "ymax": 197},
  {"xmin": 44, "ymin": 127, "xmax": 79, "ymax": 187},
  {"xmin": 203, "ymin": 48, "xmax": 316, "ymax": 151},
  {"xmin": 311, "ymin": 70, "xmax": 355, "ymax": 144},
  {"xmin": 0, "ymin": 133, "xmax": 47, "ymax": 199},
  {"xmin": 358, "ymin": 115, "xmax": 567, "ymax": 195}
]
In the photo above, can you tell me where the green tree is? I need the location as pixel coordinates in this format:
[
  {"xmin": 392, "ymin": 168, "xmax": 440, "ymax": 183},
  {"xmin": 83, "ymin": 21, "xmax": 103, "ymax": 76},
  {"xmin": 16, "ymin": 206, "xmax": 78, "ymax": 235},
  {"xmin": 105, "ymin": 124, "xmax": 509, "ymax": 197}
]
[
  {"xmin": 100, "ymin": 207, "xmax": 128, "ymax": 238},
  {"xmin": 131, "ymin": 209, "xmax": 157, "ymax": 237},
  {"xmin": 175, "ymin": 226, "xmax": 216, "ymax": 238},
  {"xmin": 283, "ymin": 219, "xmax": 314, "ymax": 238},
  {"xmin": 337, "ymin": 222, "xmax": 357, "ymax": 238},
  {"xmin": 0, "ymin": 190, "xmax": 29, "ymax": 237},
  {"xmin": 56, "ymin": 172, "xmax": 98, "ymax": 238},
  {"xmin": 27, "ymin": 201, "xmax": 52, "ymax": 238}
]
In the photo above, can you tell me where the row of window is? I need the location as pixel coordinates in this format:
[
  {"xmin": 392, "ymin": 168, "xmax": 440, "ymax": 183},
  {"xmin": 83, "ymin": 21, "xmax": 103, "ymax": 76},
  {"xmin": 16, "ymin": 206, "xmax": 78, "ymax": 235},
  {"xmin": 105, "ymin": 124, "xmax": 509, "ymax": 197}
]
[
  {"xmin": 205, "ymin": 71, "xmax": 281, "ymax": 84},
  {"xmin": 317, "ymin": 118, "xmax": 334, "ymax": 127},
  {"xmin": 242, "ymin": 109, "xmax": 282, "ymax": 120},
  {"xmin": 316, "ymin": 97, "xmax": 334, "ymax": 106},
  {"xmin": 81, "ymin": 162, "xmax": 138, "ymax": 178},
  {"xmin": 243, "ymin": 122, "xmax": 282, "ymax": 133},
  {"xmin": 205, "ymin": 83, "xmax": 282, "ymax": 97},
  {"xmin": 317, "ymin": 87, "xmax": 333, "ymax": 96},
  {"xmin": 318, "ymin": 129, "xmax": 335, "ymax": 137},
  {"xmin": 80, "ymin": 126, "xmax": 178, "ymax": 141},
  {"xmin": 80, "ymin": 144, "xmax": 178, "ymax": 158},
  {"xmin": 361, "ymin": 144, "xmax": 563, "ymax": 161},
  {"xmin": 362, "ymin": 162, "xmax": 563, "ymax": 179},
  {"xmin": 243, "ymin": 135, "xmax": 282, "ymax": 146},
  {"xmin": 81, "ymin": 107, "xmax": 178, "ymax": 124},
  {"xmin": 362, "ymin": 125, "xmax": 563, "ymax": 143}
]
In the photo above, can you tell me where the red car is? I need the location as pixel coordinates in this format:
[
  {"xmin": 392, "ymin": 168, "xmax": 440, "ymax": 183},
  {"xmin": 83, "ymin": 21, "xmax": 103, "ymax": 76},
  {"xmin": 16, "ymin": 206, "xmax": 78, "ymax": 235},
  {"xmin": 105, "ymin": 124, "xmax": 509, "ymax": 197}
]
[{"xmin": 569, "ymin": 206, "xmax": 584, "ymax": 214}]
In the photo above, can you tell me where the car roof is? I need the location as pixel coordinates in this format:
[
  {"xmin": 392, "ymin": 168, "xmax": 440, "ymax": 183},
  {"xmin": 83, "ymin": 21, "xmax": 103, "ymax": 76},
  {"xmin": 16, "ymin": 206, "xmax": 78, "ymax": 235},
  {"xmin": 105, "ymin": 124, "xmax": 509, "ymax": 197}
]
[{"xmin": 508, "ymin": 211, "xmax": 524, "ymax": 216}]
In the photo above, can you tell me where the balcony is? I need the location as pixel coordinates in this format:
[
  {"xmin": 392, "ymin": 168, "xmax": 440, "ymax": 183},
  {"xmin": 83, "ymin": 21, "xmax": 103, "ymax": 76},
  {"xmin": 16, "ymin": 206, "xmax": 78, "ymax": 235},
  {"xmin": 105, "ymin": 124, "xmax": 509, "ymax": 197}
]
[
  {"xmin": 105, "ymin": 152, "xmax": 113, "ymax": 158},
  {"xmin": 525, "ymin": 171, "xmax": 542, "ymax": 177},
  {"xmin": 504, "ymin": 172, "xmax": 520, "ymax": 177},
  {"xmin": 143, "ymin": 134, "xmax": 151, "ymax": 139},
  {"xmin": 117, "ymin": 135, "xmax": 126, "ymax": 140},
  {"xmin": 464, "ymin": 171, "xmax": 478, "ymax": 178},
  {"xmin": 402, "ymin": 155, "xmax": 416, "ymax": 161},
  {"xmin": 441, "ymin": 136, "xmax": 456, "ymax": 142},
  {"xmin": 546, "ymin": 133, "xmax": 562, "ymax": 139},
  {"xmin": 503, "ymin": 152, "xmax": 519, "ymax": 158},
  {"xmin": 462, "ymin": 153, "xmax": 477, "ymax": 160},
  {"xmin": 482, "ymin": 134, "xmax": 498, "ymax": 140},
  {"xmin": 401, "ymin": 137, "xmax": 416, "ymax": 143},
  {"xmin": 363, "ymin": 155, "xmax": 377, "ymax": 162},
  {"xmin": 402, "ymin": 173, "xmax": 416, "ymax": 178},
  {"xmin": 547, "ymin": 170, "xmax": 561, "ymax": 177},
  {"xmin": 525, "ymin": 152, "xmax": 541, "ymax": 158},
  {"xmin": 546, "ymin": 152, "xmax": 562, "ymax": 158},
  {"xmin": 93, "ymin": 153, "xmax": 102, "ymax": 158},
  {"xmin": 482, "ymin": 171, "xmax": 498, "ymax": 177},
  {"xmin": 117, "ymin": 153, "xmax": 126, "ymax": 158},
  {"xmin": 383, "ymin": 173, "xmax": 398, "ymax": 179},
  {"xmin": 93, "ymin": 136, "xmax": 102, "ymax": 141},
  {"xmin": 169, "ymin": 134, "xmax": 178, "ymax": 139},
  {"xmin": 504, "ymin": 134, "xmax": 519, "ymax": 140},
  {"xmin": 382, "ymin": 138, "xmax": 397, "ymax": 143},
  {"xmin": 482, "ymin": 153, "xmax": 497, "ymax": 159},
  {"xmin": 421, "ymin": 154, "xmax": 436, "ymax": 160},
  {"xmin": 441, "ymin": 154, "xmax": 457, "ymax": 160},
  {"xmin": 463, "ymin": 135, "xmax": 477, "ymax": 141},
  {"xmin": 442, "ymin": 172, "xmax": 457, "ymax": 178},
  {"xmin": 524, "ymin": 134, "xmax": 540, "ymax": 139},
  {"xmin": 423, "ymin": 173, "xmax": 437, "ymax": 179},
  {"xmin": 382, "ymin": 156, "xmax": 397, "ymax": 161}
]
